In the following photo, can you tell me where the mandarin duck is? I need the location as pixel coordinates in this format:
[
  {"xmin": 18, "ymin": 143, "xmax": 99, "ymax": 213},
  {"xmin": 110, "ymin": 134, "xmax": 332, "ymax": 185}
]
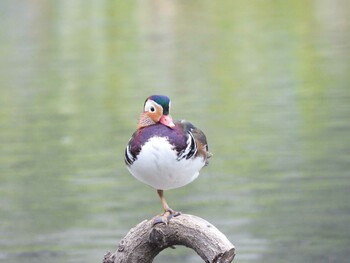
[{"xmin": 125, "ymin": 95, "xmax": 211, "ymax": 224}]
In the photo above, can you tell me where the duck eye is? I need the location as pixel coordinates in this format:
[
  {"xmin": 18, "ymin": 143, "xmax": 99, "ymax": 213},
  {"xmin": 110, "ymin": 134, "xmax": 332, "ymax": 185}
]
[{"xmin": 150, "ymin": 106, "xmax": 155, "ymax": 112}]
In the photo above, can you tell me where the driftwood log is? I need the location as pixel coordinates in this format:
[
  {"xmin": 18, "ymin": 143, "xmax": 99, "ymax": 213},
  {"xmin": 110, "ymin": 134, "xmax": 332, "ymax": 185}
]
[{"xmin": 103, "ymin": 214, "xmax": 235, "ymax": 263}]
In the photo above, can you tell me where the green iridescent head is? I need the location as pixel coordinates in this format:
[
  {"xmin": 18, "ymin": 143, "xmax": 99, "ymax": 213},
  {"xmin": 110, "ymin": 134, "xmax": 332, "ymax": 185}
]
[{"xmin": 146, "ymin": 95, "xmax": 171, "ymax": 115}]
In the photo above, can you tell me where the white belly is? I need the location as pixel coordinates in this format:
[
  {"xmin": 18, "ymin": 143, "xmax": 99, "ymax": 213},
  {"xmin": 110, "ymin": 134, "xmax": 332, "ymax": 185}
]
[{"xmin": 127, "ymin": 137, "xmax": 205, "ymax": 190}]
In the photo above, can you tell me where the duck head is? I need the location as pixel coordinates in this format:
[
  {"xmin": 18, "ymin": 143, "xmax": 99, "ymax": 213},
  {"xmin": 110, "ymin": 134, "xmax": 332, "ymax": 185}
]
[{"xmin": 138, "ymin": 95, "xmax": 175, "ymax": 129}]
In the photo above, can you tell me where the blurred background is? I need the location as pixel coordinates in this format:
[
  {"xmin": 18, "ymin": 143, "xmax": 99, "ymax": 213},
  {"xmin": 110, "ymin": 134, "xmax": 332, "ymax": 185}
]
[{"xmin": 1, "ymin": 1, "xmax": 350, "ymax": 262}]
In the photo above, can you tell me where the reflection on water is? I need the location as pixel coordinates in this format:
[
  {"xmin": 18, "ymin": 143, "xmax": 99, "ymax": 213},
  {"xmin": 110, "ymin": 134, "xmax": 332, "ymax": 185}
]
[{"xmin": 1, "ymin": 1, "xmax": 350, "ymax": 263}]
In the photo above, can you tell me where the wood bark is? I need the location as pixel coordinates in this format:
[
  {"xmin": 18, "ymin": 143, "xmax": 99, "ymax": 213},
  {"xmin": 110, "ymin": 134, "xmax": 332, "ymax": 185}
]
[{"xmin": 103, "ymin": 214, "xmax": 235, "ymax": 263}]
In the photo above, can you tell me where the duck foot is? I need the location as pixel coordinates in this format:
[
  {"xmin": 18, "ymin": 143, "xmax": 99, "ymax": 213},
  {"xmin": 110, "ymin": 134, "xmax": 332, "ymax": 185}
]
[{"xmin": 152, "ymin": 210, "xmax": 181, "ymax": 226}]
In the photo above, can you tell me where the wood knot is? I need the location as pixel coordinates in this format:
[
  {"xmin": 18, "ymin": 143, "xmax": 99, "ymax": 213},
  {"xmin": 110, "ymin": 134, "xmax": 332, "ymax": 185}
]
[
  {"xmin": 213, "ymin": 248, "xmax": 236, "ymax": 263},
  {"xmin": 103, "ymin": 251, "xmax": 115, "ymax": 263},
  {"xmin": 117, "ymin": 239, "xmax": 125, "ymax": 252},
  {"xmin": 149, "ymin": 228, "xmax": 167, "ymax": 248}
]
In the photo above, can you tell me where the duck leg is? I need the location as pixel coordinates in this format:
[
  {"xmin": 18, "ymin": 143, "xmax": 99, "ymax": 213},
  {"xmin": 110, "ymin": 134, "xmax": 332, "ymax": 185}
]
[
  {"xmin": 157, "ymin": 189, "xmax": 172, "ymax": 213},
  {"xmin": 153, "ymin": 189, "xmax": 181, "ymax": 225}
]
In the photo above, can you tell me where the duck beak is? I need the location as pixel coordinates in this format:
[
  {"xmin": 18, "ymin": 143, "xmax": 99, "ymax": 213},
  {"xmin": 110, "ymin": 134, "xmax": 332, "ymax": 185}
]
[{"xmin": 160, "ymin": 114, "xmax": 175, "ymax": 128}]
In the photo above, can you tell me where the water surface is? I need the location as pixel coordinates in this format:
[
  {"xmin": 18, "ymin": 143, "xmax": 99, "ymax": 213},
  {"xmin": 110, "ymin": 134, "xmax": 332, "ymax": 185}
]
[{"xmin": 0, "ymin": 1, "xmax": 350, "ymax": 263}]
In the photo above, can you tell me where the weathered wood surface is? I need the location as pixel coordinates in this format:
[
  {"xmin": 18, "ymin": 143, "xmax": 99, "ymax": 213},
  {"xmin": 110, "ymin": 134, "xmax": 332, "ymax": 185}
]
[{"xmin": 103, "ymin": 214, "xmax": 235, "ymax": 263}]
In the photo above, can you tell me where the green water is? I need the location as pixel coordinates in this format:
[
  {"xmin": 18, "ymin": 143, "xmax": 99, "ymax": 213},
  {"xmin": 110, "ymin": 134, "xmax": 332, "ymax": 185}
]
[{"xmin": 1, "ymin": 1, "xmax": 350, "ymax": 263}]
